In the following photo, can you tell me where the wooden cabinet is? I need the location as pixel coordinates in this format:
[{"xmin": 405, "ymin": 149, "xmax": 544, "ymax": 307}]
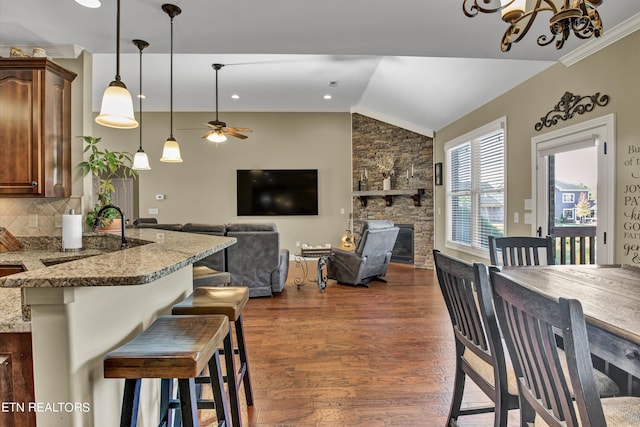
[
  {"xmin": 0, "ymin": 58, "xmax": 76, "ymax": 197},
  {"xmin": 0, "ymin": 332, "xmax": 36, "ymax": 427}
]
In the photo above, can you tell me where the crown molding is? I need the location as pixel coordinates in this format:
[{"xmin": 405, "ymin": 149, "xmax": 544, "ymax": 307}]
[{"xmin": 560, "ymin": 12, "xmax": 640, "ymax": 67}]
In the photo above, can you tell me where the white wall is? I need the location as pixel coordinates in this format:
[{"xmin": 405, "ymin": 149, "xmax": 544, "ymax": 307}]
[{"xmin": 94, "ymin": 111, "xmax": 353, "ymax": 253}]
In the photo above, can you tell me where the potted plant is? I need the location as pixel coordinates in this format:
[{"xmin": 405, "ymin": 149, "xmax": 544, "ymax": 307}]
[{"xmin": 77, "ymin": 135, "xmax": 137, "ymax": 229}]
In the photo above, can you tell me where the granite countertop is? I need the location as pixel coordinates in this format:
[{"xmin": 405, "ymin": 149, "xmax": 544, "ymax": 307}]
[{"xmin": 0, "ymin": 229, "xmax": 236, "ymax": 332}]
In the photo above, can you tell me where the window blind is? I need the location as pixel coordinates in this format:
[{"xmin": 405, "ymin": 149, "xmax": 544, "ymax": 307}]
[{"xmin": 446, "ymin": 119, "xmax": 505, "ymax": 254}]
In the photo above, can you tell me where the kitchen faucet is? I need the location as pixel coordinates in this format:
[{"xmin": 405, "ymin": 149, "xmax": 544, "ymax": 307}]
[{"xmin": 92, "ymin": 204, "xmax": 129, "ymax": 249}]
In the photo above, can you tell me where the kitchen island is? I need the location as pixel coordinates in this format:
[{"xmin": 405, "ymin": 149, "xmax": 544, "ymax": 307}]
[{"xmin": 0, "ymin": 228, "xmax": 236, "ymax": 427}]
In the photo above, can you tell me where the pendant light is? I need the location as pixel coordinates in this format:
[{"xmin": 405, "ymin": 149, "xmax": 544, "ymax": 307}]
[
  {"xmin": 95, "ymin": 0, "xmax": 138, "ymax": 129},
  {"xmin": 160, "ymin": 3, "xmax": 183, "ymax": 163},
  {"xmin": 132, "ymin": 39, "xmax": 151, "ymax": 170}
]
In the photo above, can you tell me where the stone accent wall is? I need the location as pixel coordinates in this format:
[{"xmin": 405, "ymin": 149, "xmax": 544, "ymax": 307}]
[{"xmin": 352, "ymin": 114, "xmax": 434, "ymax": 268}]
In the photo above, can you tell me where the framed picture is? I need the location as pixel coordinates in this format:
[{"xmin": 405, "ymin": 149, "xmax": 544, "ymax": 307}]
[{"xmin": 434, "ymin": 162, "xmax": 443, "ymax": 186}]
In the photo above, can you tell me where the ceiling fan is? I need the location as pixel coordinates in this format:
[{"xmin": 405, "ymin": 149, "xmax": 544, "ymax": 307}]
[{"xmin": 203, "ymin": 63, "xmax": 252, "ymax": 143}]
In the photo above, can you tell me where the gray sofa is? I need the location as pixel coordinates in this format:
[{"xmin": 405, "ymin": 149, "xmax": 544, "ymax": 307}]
[
  {"xmin": 134, "ymin": 220, "xmax": 289, "ymax": 297},
  {"xmin": 225, "ymin": 223, "xmax": 289, "ymax": 298}
]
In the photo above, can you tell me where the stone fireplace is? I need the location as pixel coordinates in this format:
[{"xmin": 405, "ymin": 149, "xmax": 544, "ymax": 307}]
[{"xmin": 351, "ymin": 113, "xmax": 434, "ymax": 269}]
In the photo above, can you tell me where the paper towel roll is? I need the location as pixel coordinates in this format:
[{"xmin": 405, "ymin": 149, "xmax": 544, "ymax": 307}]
[{"xmin": 62, "ymin": 213, "xmax": 83, "ymax": 251}]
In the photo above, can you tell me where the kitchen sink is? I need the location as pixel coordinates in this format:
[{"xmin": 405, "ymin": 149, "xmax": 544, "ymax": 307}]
[{"xmin": 0, "ymin": 265, "xmax": 25, "ymax": 278}]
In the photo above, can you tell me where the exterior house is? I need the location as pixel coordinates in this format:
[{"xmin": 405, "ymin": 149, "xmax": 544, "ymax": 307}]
[{"xmin": 555, "ymin": 181, "xmax": 596, "ymax": 224}]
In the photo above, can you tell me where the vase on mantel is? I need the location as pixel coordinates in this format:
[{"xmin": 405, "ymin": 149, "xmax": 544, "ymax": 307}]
[{"xmin": 383, "ymin": 177, "xmax": 391, "ymax": 191}]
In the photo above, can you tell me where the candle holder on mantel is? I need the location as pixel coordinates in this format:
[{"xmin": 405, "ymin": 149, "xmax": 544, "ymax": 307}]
[{"xmin": 360, "ymin": 177, "xmax": 369, "ymax": 191}]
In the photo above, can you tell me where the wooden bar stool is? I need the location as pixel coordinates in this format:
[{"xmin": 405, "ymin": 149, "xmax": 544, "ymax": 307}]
[
  {"xmin": 104, "ymin": 315, "xmax": 231, "ymax": 427},
  {"xmin": 172, "ymin": 286, "xmax": 254, "ymax": 427},
  {"xmin": 193, "ymin": 265, "xmax": 231, "ymax": 288}
]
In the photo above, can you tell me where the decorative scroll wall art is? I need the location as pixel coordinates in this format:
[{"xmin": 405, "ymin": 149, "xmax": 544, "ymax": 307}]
[{"xmin": 534, "ymin": 91, "xmax": 610, "ymax": 131}]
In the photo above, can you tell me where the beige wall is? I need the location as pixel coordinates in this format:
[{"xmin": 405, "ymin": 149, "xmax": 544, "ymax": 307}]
[
  {"xmin": 95, "ymin": 111, "xmax": 353, "ymax": 254},
  {"xmin": 434, "ymin": 30, "xmax": 640, "ymax": 264}
]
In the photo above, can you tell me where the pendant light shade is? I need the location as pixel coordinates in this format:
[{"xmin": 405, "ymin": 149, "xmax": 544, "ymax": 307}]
[
  {"xmin": 133, "ymin": 149, "xmax": 151, "ymax": 170},
  {"xmin": 132, "ymin": 39, "xmax": 151, "ymax": 170},
  {"xmin": 160, "ymin": 3, "xmax": 183, "ymax": 163},
  {"xmin": 160, "ymin": 137, "xmax": 182, "ymax": 162},
  {"xmin": 95, "ymin": 0, "xmax": 138, "ymax": 129}
]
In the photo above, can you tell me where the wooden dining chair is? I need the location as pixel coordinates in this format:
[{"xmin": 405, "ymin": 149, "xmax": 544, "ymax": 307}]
[
  {"xmin": 433, "ymin": 250, "xmax": 519, "ymax": 427},
  {"xmin": 488, "ymin": 268, "xmax": 640, "ymax": 426},
  {"xmin": 488, "ymin": 235, "xmax": 554, "ymax": 266}
]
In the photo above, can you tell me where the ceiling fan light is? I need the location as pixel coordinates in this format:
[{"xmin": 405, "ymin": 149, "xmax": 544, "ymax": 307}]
[
  {"xmin": 132, "ymin": 149, "xmax": 151, "ymax": 170},
  {"xmin": 207, "ymin": 131, "xmax": 227, "ymax": 143},
  {"xmin": 160, "ymin": 137, "xmax": 183, "ymax": 163},
  {"xmin": 96, "ymin": 82, "xmax": 138, "ymax": 129}
]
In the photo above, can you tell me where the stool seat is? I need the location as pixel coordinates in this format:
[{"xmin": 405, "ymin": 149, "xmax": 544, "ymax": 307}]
[
  {"xmin": 104, "ymin": 315, "xmax": 228, "ymax": 379},
  {"xmin": 172, "ymin": 285, "xmax": 253, "ymax": 427},
  {"xmin": 104, "ymin": 314, "xmax": 232, "ymax": 427},
  {"xmin": 193, "ymin": 266, "xmax": 231, "ymax": 287},
  {"xmin": 173, "ymin": 286, "xmax": 249, "ymax": 321}
]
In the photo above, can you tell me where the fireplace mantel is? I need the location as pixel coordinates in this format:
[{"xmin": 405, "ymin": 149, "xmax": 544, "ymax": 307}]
[{"xmin": 352, "ymin": 189, "xmax": 426, "ymax": 207}]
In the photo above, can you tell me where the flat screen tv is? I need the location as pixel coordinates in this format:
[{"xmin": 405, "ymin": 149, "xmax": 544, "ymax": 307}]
[{"xmin": 237, "ymin": 169, "xmax": 319, "ymax": 216}]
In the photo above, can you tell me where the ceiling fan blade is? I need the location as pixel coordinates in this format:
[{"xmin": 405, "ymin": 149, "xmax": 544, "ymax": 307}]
[
  {"xmin": 201, "ymin": 131, "xmax": 213, "ymax": 139},
  {"xmin": 225, "ymin": 129, "xmax": 249, "ymax": 139},
  {"xmin": 227, "ymin": 127, "xmax": 253, "ymax": 133}
]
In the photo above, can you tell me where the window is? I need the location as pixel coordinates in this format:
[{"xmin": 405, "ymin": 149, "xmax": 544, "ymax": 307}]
[
  {"xmin": 562, "ymin": 193, "xmax": 575, "ymax": 203},
  {"xmin": 563, "ymin": 208, "xmax": 575, "ymax": 221},
  {"xmin": 445, "ymin": 117, "xmax": 505, "ymax": 256}
]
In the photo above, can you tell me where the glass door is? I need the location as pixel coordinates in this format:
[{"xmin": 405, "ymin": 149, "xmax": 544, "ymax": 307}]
[{"xmin": 532, "ymin": 115, "xmax": 615, "ymax": 264}]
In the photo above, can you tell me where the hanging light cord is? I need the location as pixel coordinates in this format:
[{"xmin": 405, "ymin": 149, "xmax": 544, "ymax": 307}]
[
  {"xmin": 138, "ymin": 46, "xmax": 143, "ymax": 149},
  {"xmin": 215, "ymin": 67, "xmax": 219, "ymax": 122},
  {"xmin": 115, "ymin": 0, "xmax": 121, "ymax": 82},
  {"xmin": 169, "ymin": 13, "xmax": 174, "ymax": 139}
]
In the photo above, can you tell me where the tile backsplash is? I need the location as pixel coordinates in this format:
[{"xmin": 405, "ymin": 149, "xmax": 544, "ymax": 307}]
[{"xmin": 0, "ymin": 197, "xmax": 82, "ymax": 236}]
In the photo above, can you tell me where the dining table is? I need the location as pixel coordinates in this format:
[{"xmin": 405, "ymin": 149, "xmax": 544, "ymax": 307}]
[{"xmin": 493, "ymin": 264, "xmax": 640, "ymax": 381}]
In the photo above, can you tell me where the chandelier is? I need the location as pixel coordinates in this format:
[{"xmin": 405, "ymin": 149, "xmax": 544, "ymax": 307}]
[{"xmin": 462, "ymin": 0, "xmax": 604, "ymax": 52}]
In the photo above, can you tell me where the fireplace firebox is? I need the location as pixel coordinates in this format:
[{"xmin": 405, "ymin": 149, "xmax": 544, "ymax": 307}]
[{"xmin": 391, "ymin": 224, "xmax": 414, "ymax": 264}]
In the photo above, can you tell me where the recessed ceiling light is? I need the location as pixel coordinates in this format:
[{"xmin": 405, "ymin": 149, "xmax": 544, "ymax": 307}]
[
  {"xmin": 75, "ymin": 0, "xmax": 101, "ymax": 8},
  {"xmin": 231, "ymin": 94, "xmax": 240, "ymax": 99},
  {"xmin": 324, "ymin": 94, "xmax": 332, "ymax": 100}
]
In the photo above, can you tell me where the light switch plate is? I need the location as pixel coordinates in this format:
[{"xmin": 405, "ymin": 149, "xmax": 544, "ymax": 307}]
[
  {"xmin": 524, "ymin": 213, "xmax": 533, "ymax": 224},
  {"xmin": 148, "ymin": 208, "xmax": 159, "ymax": 215}
]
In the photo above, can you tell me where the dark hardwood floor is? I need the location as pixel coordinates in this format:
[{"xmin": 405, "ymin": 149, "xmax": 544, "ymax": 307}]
[{"xmin": 200, "ymin": 262, "xmax": 519, "ymax": 426}]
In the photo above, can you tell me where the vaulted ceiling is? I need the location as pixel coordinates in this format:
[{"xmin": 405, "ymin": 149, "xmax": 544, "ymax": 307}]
[{"xmin": 2, "ymin": 0, "xmax": 639, "ymax": 135}]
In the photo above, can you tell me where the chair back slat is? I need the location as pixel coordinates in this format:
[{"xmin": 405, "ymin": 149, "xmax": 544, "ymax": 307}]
[
  {"xmin": 488, "ymin": 236, "xmax": 554, "ymax": 266},
  {"xmin": 552, "ymin": 226, "xmax": 596, "ymax": 265},
  {"xmin": 433, "ymin": 251, "xmax": 505, "ymax": 368},
  {"xmin": 490, "ymin": 270, "xmax": 608, "ymax": 427}
]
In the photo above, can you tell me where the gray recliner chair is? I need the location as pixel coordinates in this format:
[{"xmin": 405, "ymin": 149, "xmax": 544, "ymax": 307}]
[
  {"xmin": 326, "ymin": 220, "xmax": 399, "ymax": 287},
  {"xmin": 225, "ymin": 223, "xmax": 290, "ymax": 297}
]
